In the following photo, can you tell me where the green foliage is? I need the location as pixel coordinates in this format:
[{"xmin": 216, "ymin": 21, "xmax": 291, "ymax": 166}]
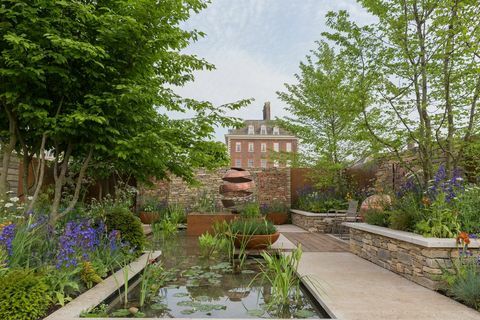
[
  {"xmin": 159, "ymin": 219, "xmax": 178, "ymax": 237},
  {"xmin": 81, "ymin": 261, "xmax": 102, "ymax": 289},
  {"xmin": 414, "ymin": 194, "xmax": 460, "ymax": 238},
  {"xmin": 193, "ymin": 191, "xmax": 218, "ymax": 213},
  {"xmin": 388, "ymin": 210, "xmax": 417, "ymax": 232},
  {"xmin": 442, "ymin": 257, "xmax": 480, "ymax": 310},
  {"xmin": 0, "ymin": 269, "xmax": 51, "ymax": 320},
  {"xmin": 296, "ymin": 191, "xmax": 347, "ymax": 213},
  {"xmin": 240, "ymin": 203, "xmax": 261, "ymax": 219},
  {"xmin": 43, "ymin": 266, "xmax": 81, "ymax": 307},
  {"xmin": 454, "ymin": 185, "xmax": 480, "ymax": 234},
  {"xmin": 364, "ymin": 209, "xmax": 390, "ymax": 227},
  {"xmin": 198, "ymin": 233, "xmax": 228, "ymax": 258},
  {"xmin": 230, "ymin": 219, "xmax": 277, "ymax": 236},
  {"xmin": 105, "ymin": 206, "xmax": 145, "ymax": 252},
  {"xmin": 261, "ymin": 201, "xmax": 288, "ymax": 214}
]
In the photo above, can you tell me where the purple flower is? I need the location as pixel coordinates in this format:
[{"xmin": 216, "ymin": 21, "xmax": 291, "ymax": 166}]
[
  {"xmin": 56, "ymin": 220, "xmax": 100, "ymax": 268},
  {"xmin": 0, "ymin": 224, "xmax": 15, "ymax": 256}
]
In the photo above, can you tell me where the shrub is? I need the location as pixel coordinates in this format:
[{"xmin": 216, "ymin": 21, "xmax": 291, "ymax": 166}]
[
  {"xmin": 0, "ymin": 269, "xmax": 52, "ymax": 320},
  {"xmin": 454, "ymin": 185, "xmax": 480, "ymax": 234},
  {"xmin": 240, "ymin": 203, "xmax": 261, "ymax": 219},
  {"xmin": 414, "ymin": 193, "xmax": 460, "ymax": 238},
  {"xmin": 230, "ymin": 218, "xmax": 276, "ymax": 235},
  {"xmin": 105, "ymin": 206, "xmax": 145, "ymax": 252},
  {"xmin": 443, "ymin": 258, "xmax": 480, "ymax": 310},
  {"xmin": 364, "ymin": 209, "xmax": 390, "ymax": 227},
  {"xmin": 388, "ymin": 210, "xmax": 417, "ymax": 231}
]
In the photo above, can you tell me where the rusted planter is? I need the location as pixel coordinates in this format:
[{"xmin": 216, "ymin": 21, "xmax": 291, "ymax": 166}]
[
  {"xmin": 187, "ymin": 213, "xmax": 238, "ymax": 236},
  {"xmin": 234, "ymin": 232, "xmax": 280, "ymax": 249},
  {"xmin": 139, "ymin": 212, "xmax": 160, "ymax": 224},
  {"xmin": 265, "ymin": 212, "xmax": 288, "ymax": 225}
]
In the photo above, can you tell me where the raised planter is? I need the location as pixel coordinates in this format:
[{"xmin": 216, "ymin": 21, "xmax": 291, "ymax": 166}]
[
  {"xmin": 234, "ymin": 232, "xmax": 280, "ymax": 249},
  {"xmin": 343, "ymin": 222, "xmax": 480, "ymax": 290},
  {"xmin": 291, "ymin": 209, "xmax": 346, "ymax": 233},
  {"xmin": 265, "ymin": 212, "xmax": 289, "ymax": 225},
  {"xmin": 186, "ymin": 212, "xmax": 237, "ymax": 236}
]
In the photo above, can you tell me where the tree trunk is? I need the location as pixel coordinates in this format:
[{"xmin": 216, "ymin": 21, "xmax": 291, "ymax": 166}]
[
  {"xmin": 27, "ymin": 134, "xmax": 47, "ymax": 213},
  {"xmin": 65, "ymin": 148, "xmax": 93, "ymax": 212},
  {"xmin": 50, "ymin": 143, "xmax": 73, "ymax": 222}
]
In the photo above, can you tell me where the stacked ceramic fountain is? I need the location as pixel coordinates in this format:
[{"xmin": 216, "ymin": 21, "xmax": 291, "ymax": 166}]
[{"xmin": 220, "ymin": 168, "xmax": 255, "ymax": 213}]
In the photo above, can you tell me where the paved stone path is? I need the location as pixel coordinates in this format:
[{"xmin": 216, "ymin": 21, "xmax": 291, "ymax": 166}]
[{"xmin": 298, "ymin": 252, "xmax": 480, "ymax": 320}]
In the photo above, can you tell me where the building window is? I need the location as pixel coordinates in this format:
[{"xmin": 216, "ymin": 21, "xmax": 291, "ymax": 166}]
[
  {"xmin": 248, "ymin": 159, "xmax": 254, "ymax": 168},
  {"xmin": 260, "ymin": 125, "xmax": 267, "ymax": 135},
  {"xmin": 273, "ymin": 142, "xmax": 279, "ymax": 152},
  {"xmin": 248, "ymin": 142, "xmax": 254, "ymax": 152},
  {"xmin": 235, "ymin": 142, "xmax": 241, "ymax": 152},
  {"xmin": 273, "ymin": 126, "xmax": 280, "ymax": 135},
  {"xmin": 273, "ymin": 160, "xmax": 279, "ymax": 167},
  {"xmin": 261, "ymin": 143, "xmax": 267, "ymax": 153},
  {"xmin": 286, "ymin": 142, "xmax": 292, "ymax": 152},
  {"xmin": 261, "ymin": 159, "xmax": 267, "ymax": 168},
  {"xmin": 235, "ymin": 159, "xmax": 242, "ymax": 167},
  {"xmin": 248, "ymin": 125, "xmax": 254, "ymax": 135},
  {"xmin": 286, "ymin": 160, "xmax": 292, "ymax": 167}
]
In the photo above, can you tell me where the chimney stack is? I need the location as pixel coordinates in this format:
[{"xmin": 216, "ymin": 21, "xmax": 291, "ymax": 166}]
[{"xmin": 263, "ymin": 101, "xmax": 271, "ymax": 121}]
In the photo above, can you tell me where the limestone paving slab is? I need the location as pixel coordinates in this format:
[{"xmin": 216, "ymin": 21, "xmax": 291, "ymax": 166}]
[{"xmin": 297, "ymin": 252, "xmax": 480, "ymax": 320}]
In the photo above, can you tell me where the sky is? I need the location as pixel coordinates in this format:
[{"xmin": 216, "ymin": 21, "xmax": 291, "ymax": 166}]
[{"xmin": 174, "ymin": 0, "xmax": 373, "ymax": 141}]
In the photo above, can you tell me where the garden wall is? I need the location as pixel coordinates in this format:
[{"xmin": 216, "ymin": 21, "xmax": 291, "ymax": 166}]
[
  {"xmin": 141, "ymin": 168, "xmax": 291, "ymax": 211},
  {"xmin": 291, "ymin": 209, "xmax": 346, "ymax": 233},
  {"xmin": 344, "ymin": 223, "xmax": 480, "ymax": 290}
]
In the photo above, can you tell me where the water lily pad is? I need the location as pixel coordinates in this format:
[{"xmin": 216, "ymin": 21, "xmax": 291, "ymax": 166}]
[
  {"xmin": 150, "ymin": 302, "xmax": 168, "ymax": 310},
  {"xmin": 173, "ymin": 292, "xmax": 190, "ymax": 298},
  {"xmin": 177, "ymin": 300, "xmax": 195, "ymax": 307},
  {"xmin": 247, "ymin": 309, "xmax": 265, "ymax": 317},
  {"xmin": 241, "ymin": 269, "xmax": 256, "ymax": 274},
  {"xmin": 180, "ymin": 309, "xmax": 196, "ymax": 315},
  {"xmin": 294, "ymin": 310, "xmax": 315, "ymax": 318},
  {"xmin": 134, "ymin": 311, "xmax": 146, "ymax": 318},
  {"xmin": 111, "ymin": 309, "xmax": 131, "ymax": 317},
  {"xmin": 195, "ymin": 295, "xmax": 210, "ymax": 302}
]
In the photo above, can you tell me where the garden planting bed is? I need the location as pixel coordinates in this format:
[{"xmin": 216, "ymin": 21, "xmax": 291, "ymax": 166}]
[
  {"xmin": 186, "ymin": 212, "xmax": 237, "ymax": 236},
  {"xmin": 291, "ymin": 209, "xmax": 346, "ymax": 233},
  {"xmin": 343, "ymin": 223, "xmax": 480, "ymax": 290},
  {"xmin": 45, "ymin": 251, "xmax": 162, "ymax": 320}
]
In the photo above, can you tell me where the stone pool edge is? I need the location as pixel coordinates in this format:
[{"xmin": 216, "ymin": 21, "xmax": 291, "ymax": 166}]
[{"xmin": 45, "ymin": 250, "xmax": 162, "ymax": 320}]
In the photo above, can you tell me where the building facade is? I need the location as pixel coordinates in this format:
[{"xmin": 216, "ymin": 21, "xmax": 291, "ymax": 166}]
[{"xmin": 225, "ymin": 102, "xmax": 298, "ymax": 169}]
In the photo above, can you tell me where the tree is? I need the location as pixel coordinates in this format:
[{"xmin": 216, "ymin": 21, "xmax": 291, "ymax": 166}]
[
  {"xmin": 322, "ymin": 0, "xmax": 480, "ymax": 188},
  {"xmin": 277, "ymin": 41, "xmax": 366, "ymax": 190},
  {"xmin": 0, "ymin": 0, "xmax": 248, "ymax": 221}
]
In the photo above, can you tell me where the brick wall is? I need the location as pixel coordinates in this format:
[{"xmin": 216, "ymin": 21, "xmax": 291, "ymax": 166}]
[{"xmin": 140, "ymin": 167, "xmax": 291, "ymax": 212}]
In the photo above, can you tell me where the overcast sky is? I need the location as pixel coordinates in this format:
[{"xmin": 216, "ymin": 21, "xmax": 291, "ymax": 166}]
[{"xmin": 174, "ymin": 1, "xmax": 373, "ymax": 141}]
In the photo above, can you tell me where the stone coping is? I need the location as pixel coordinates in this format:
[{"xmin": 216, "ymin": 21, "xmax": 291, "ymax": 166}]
[
  {"xmin": 343, "ymin": 222, "xmax": 480, "ymax": 248},
  {"xmin": 290, "ymin": 209, "xmax": 345, "ymax": 218},
  {"xmin": 45, "ymin": 251, "xmax": 162, "ymax": 320}
]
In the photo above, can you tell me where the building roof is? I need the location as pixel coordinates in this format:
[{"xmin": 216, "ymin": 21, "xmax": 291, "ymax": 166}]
[{"xmin": 227, "ymin": 119, "xmax": 294, "ymax": 136}]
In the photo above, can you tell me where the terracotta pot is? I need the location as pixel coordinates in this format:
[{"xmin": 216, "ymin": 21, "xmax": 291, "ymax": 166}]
[
  {"xmin": 265, "ymin": 212, "xmax": 288, "ymax": 225},
  {"xmin": 187, "ymin": 213, "xmax": 238, "ymax": 236},
  {"xmin": 139, "ymin": 212, "xmax": 160, "ymax": 224},
  {"xmin": 234, "ymin": 232, "xmax": 280, "ymax": 250}
]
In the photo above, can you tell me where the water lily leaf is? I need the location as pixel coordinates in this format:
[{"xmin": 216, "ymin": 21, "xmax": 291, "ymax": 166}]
[
  {"xmin": 241, "ymin": 269, "xmax": 255, "ymax": 274},
  {"xmin": 150, "ymin": 303, "xmax": 168, "ymax": 310},
  {"xmin": 181, "ymin": 309, "xmax": 196, "ymax": 315},
  {"xmin": 111, "ymin": 309, "xmax": 131, "ymax": 317},
  {"xmin": 177, "ymin": 300, "xmax": 195, "ymax": 307},
  {"xmin": 195, "ymin": 295, "xmax": 210, "ymax": 302},
  {"xmin": 212, "ymin": 304, "xmax": 227, "ymax": 310},
  {"xmin": 294, "ymin": 310, "xmax": 315, "ymax": 318},
  {"xmin": 247, "ymin": 309, "xmax": 265, "ymax": 317},
  {"xmin": 134, "ymin": 311, "xmax": 146, "ymax": 318},
  {"xmin": 173, "ymin": 292, "xmax": 190, "ymax": 298}
]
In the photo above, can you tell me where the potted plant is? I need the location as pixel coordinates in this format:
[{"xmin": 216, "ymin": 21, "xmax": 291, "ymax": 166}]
[
  {"xmin": 261, "ymin": 201, "xmax": 289, "ymax": 225},
  {"xmin": 231, "ymin": 218, "xmax": 279, "ymax": 250},
  {"xmin": 138, "ymin": 197, "xmax": 163, "ymax": 224}
]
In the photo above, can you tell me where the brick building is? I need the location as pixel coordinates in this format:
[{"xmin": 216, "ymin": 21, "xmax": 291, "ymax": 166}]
[{"xmin": 225, "ymin": 102, "xmax": 298, "ymax": 168}]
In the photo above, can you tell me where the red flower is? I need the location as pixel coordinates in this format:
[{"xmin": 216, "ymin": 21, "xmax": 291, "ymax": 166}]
[{"xmin": 456, "ymin": 232, "xmax": 470, "ymax": 245}]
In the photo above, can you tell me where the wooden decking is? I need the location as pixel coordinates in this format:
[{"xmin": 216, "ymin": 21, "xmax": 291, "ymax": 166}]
[{"xmin": 282, "ymin": 232, "xmax": 349, "ymax": 252}]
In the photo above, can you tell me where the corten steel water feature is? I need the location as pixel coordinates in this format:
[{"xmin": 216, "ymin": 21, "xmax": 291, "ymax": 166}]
[{"xmin": 220, "ymin": 167, "xmax": 255, "ymax": 210}]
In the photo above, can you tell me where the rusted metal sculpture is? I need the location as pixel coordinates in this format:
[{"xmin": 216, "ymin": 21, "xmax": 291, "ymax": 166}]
[{"xmin": 220, "ymin": 168, "xmax": 255, "ymax": 211}]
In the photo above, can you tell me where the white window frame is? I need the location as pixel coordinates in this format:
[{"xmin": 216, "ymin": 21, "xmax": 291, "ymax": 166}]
[
  {"xmin": 261, "ymin": 143, "xmax": 267, "ymax": 153},
  {"xmin": 260, "ymin": 125, "xmax": 267, "ymax": 135},
  {"xmin": 235, "ymin": 142, "xmax": 241, "ymax": 152},
  {"xmin": 273, "ymin": 142, "xmax": 279, "ymax": 152},
  {"xmin": 247, "ymin": 159, "xmax": 254, "ymax": 168},
  {"xmin": 273, "ymin": 126, "xmax": 280, "ymax": 135},
  {"xmin": 286, "ymin": 142, "xmax": 292, "ymax": 152},
  {"xmin": 235, "ymin": 159, "xmax": 242, "ymax": 167},
  {"xmin": 261, "ymin": 159, "xmax": 267, "ymax": 168},
  {"xmin": 248, "ymin": 125, "xmax": 255, "ymax": 135},
  {"xmin": 248, "ymin": 142, "xmax": 254, "ymax": 152}
]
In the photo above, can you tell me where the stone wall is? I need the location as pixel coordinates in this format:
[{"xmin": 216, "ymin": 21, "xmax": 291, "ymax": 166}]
[
  {"xmin": 140, "ymin": 168, "xmax": 291, "ymax": 211},
  {"xmin": 291, "ymin": 210, "xmax": 346, "ymax": 233},
  {"xmin": 348, "ymin": 227, "xmax": 480, "ymax": 290}
]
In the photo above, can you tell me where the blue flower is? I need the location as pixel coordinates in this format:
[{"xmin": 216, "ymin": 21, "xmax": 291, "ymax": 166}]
[{"xmin": 0, "ymin": 224, "xmax": 15, "ymax": 256}]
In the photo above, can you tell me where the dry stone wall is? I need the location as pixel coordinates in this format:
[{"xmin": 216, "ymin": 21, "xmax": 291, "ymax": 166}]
[
  {"xmin": 140, "ymin": 168, "xmax": 291, "ymax": 211},
  {"xmin": 349, "ymin": 227, "xmax": 479, "ymax": 290}
]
